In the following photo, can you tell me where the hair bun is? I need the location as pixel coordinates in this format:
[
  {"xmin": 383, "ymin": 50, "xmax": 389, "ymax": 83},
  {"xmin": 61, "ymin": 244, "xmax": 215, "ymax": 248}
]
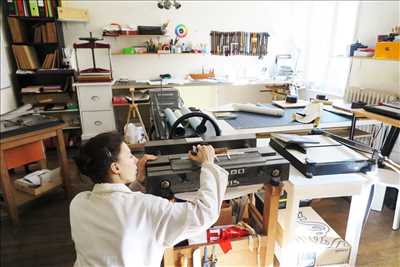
[{"xmin": 74, "ymin": 150, "xmax": 92, "ymax": 177}]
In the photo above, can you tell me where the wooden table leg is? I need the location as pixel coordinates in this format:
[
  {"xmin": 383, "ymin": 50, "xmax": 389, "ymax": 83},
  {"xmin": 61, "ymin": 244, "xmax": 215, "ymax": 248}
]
[
  {"xmin": 0, "ymin": 149, "xmax": 19, "ymax": 225},
  {"xmin": 55, "ymin": 129, "xmax": 72, "ymax": 199},
  {"xmin": 163, "ymin": 247, "xmax": 175, "ymax": 267},
  {"xmin": 263, "ymin": 182, "xmax": 283, "ymax": 267}
]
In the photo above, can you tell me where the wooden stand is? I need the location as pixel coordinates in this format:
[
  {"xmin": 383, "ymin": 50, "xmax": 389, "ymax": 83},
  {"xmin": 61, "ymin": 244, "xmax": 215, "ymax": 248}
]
[
  {"xmin": 163, "ymin": 182, "xmax": 283, "ymax": 267},
  {"xmin": 125, "ymin": 88, "xmax": 149, "ymax": 150},
  {"xmin": 0, "ymin": 123, "xmax": 71, "ymax": 225}
]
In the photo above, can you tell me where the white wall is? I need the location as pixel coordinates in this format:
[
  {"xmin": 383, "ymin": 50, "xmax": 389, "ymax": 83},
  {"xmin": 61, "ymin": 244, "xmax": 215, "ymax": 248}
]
[
  {"xmin": 348, "ymin": 1, "xmax": 399, "ymax": 92},
  {"xmin": 62, "ymin": 1, "xmax": 313, "ymax": 81},
  {"xmin": 354, "ymin": 1, "xmax": 400, "ymax": 48},
  {"xmin": 1, "ymin": 7, "xmax": 17, "ymax": 114}
]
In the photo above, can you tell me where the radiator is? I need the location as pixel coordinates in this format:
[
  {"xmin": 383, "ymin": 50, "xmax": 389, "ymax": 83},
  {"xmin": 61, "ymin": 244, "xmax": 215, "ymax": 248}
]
[{"xmin": 344, "ymin": 87, "xmax": 399, "ymax": 149}]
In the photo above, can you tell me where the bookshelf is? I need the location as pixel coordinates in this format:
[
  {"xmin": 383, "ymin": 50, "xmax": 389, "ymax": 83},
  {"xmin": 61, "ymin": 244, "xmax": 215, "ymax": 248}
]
[{"xmin": 3, "ymin": 0, "xmax": 81, "ymax": 147}]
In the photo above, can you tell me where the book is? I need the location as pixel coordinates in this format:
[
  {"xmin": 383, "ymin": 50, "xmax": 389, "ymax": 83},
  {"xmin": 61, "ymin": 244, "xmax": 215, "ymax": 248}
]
[{"xmin": 29, "ymin": 0, "xmax": 39, "ymax": 16}]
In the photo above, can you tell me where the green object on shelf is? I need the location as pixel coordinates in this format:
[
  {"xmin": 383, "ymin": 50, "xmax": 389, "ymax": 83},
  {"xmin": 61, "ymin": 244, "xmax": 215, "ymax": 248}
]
[
  {"xmin": 122, "ymin": 47, "xmax": 135, "ymax": 55},
  {"xmin": 66, "ymin": 103, "xmax": 79, "ymax": 110}
]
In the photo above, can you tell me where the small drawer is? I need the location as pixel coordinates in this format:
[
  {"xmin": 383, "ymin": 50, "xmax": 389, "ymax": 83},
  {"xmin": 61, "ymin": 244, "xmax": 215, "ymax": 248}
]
[
  {"xmin": 77, "ymin": 85, "xmax": 113, "ymax": 111},
  {"xmin": 81, "ymin": 110, "xmax": 116, "ymax": 136}
]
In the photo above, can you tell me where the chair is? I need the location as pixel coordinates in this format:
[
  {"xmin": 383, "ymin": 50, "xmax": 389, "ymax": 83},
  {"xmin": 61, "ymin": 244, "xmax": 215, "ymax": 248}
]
[{"xmin": 369, "ymin": 168, "xmax": 400, "ymax": 230}]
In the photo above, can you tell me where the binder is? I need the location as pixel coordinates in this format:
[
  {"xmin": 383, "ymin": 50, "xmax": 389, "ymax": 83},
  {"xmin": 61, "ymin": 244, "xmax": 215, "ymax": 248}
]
[
  {"xmin": 16, "ymin": 0, "xmax": 24, "ymax": 16},
  {"xmin": 46, "ymin": 0, "xmax": 53, "ymax": 17},
  {"xmin": 7, "ymin": 0, "xmax": 17, "ymax": 15},
  {"xmin": 37, "ymin": 0, "xmax": 45, "ymax": 16},
  {"xmin": 22, "ymin": 0, "xmax": 29, "ymax": 16},
  {"xmin": 29, "ymin": 0, "xmax": 39, "ymax": 16}
]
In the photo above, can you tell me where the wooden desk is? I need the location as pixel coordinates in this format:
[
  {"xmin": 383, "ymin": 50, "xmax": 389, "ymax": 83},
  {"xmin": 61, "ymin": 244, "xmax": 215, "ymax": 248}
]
[{"xmin": 0, "ymin": 123, "xmax": 71, "ymax": 225}]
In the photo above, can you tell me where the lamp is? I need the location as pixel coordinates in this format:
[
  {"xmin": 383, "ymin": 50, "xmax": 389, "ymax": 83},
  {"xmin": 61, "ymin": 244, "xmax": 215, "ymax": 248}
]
[{"xmin": 157, "ymin": 0, "xmax": 181, "ymax": 9}]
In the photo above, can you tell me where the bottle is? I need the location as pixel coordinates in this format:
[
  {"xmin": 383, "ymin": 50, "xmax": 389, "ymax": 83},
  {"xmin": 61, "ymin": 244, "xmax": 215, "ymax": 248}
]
[{"xmin": 124, "ymin": 123, "xmax": 138, "ymax": 144}]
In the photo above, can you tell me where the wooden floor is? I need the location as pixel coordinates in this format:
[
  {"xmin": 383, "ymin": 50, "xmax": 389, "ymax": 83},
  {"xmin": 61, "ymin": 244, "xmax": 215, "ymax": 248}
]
[{"xmin": 1, "ymin": 159, "xmax": 399, "ymax": 267}]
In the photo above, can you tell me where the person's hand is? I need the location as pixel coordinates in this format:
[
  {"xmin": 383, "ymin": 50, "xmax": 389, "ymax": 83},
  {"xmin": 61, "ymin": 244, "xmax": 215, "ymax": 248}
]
[
  {"xmin": 188, "ymin": 145, "xmax": 215, "ymax": 164},
  {"xmin": 136, "ymin": 154, "xmax": 158, "ymax": 184}
]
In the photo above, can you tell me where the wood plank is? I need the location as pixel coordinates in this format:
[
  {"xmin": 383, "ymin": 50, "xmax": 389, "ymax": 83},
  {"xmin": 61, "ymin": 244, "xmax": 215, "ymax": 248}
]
[{"xmin": 353, "ymin": 109, "xmax": 400, "ymax": 128}]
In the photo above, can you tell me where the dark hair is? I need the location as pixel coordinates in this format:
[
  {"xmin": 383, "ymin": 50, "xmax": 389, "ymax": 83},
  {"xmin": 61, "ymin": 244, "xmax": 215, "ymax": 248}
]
[{"xmin": 75, "ymin": 132, "xmax": 124, "ymax": 183}]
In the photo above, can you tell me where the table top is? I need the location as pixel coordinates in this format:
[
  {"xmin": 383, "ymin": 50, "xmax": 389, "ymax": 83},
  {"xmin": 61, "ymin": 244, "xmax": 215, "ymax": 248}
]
[
  {"xmin": 208, "ymin": 104, "xmax": 375, "ymax": 135},
  {"xmin": 0, "ymin": 122, "xmax": 65, "ymax": 145}
]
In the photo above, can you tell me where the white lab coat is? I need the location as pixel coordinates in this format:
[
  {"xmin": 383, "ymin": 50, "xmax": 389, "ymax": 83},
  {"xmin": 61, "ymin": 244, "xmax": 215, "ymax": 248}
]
[{"xmin": 70, "ymin": 162, "xmax": 228, "ymax": 267}]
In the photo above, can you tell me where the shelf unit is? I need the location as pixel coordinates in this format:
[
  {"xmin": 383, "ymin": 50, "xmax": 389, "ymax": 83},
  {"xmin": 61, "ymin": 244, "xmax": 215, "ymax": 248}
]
[{"xmin": 4, "ymin": 2, "xmax": 82, "ymax": 148}]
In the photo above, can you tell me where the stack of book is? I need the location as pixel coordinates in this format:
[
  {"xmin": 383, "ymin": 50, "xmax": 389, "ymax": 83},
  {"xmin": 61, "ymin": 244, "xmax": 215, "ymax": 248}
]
[
  {"xmin": 33, "ymin": 22, "xmax": 58, "ymax": 43},
  {"xmin": 12, "ymin": 45, "xmax": 40, "ymax": 70},
  {"xmin": 41, "ymin": 50, "xmax": 60, "ymax": 69}
]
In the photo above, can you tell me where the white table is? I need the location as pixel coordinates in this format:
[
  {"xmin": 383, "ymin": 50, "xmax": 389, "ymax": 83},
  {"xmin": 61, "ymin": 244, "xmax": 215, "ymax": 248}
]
[
  {"xmin": 277, "ymin": 167, "xmax": 372, "ymax": 267},
  {"xmin": 255, "ymin": 139, "xmax": 373, "ymax": 266}
]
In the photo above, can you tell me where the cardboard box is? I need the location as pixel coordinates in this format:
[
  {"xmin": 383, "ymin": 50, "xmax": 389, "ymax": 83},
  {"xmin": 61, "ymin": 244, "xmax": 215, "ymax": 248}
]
[
  {"xmin": 14, "ymin": 174, "xmax": 62, "ymax": 196},
  {"xmin": 283, "ymin": 207, "xmax": 351, "ymax": 266},
  {"xmin": 214, "ymin": 201, "xmax": 233, "ymax": 226},
  {"xmin": 375, "ymin": 42, "xmax": 400, "ymax": 60}
]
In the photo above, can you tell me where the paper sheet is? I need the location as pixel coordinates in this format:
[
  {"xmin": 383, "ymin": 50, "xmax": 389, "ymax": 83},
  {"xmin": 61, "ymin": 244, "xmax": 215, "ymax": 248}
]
[{"xmin": 294, "ymin": 102, "xmax": 322, "ymax": 123}]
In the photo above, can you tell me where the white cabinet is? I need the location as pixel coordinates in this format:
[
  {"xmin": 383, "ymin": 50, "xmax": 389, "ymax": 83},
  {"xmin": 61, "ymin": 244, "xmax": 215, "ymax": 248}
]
[{"xmin": 75, "ymin": 82, "xmax": 116, "ymax": 140}]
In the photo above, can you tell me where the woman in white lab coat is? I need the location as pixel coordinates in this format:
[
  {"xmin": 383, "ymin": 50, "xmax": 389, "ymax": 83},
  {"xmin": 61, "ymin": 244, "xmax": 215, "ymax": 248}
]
[{"xmin": 71, "ymin": 132, "xmax": 228, "ymax": 267}]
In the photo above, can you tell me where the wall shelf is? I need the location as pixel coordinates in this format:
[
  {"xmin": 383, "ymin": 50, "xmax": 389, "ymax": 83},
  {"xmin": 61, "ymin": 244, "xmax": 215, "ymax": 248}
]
[
  {"xmin": 111, "ymin": 52, "xmax": 207, "ymax": 56},
  {"xmin": 352, "ymin": 56, "xmax": 399, "ymax": 62},
  {"xmin": 104, "ymin": 34, "xmax": 171, "ymax": 38},
  {"xmin": 63, "ymin": 126, "xmax": 81, "ymax": 130},
  {"xmin": 16, "ymin": 69, "xmax": 75, "ymax": 76},
  {"xmin": 8, "ymin": 16, "xmax": 57, "ymax": 22},
  {"xmin": 36, "ymin": 109, "xmax": 79, "ymax": 114}
]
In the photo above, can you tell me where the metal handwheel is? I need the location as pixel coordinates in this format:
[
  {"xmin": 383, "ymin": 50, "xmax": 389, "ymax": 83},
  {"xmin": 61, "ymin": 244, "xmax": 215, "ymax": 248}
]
[{"xmin": 169, "ymin": 112, "xmax": 221, "ymax": 139}]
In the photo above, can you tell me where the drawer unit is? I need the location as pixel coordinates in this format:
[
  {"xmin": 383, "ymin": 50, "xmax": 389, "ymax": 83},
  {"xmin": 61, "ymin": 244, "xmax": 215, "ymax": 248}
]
[
  {"xmin": 77, "ymin": 85, "xmax": 113, "ymax": 111},
  {"xmin": 81, "ymin": 110, "xmax": 116, "ymax": 139},
  {"xmin": 75, "ymin": 82, "xmax": 116, "ymax": 140}
]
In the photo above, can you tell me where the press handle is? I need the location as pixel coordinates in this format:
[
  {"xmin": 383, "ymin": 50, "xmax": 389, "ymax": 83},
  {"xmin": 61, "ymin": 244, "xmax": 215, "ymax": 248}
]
[
  {"xmin": 94, "ymin": 121, "xmax": 102, "ymax": 126},
  {"xmin": 91, "ymin": 96, "xmax": 100, "ymax": 101}
]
